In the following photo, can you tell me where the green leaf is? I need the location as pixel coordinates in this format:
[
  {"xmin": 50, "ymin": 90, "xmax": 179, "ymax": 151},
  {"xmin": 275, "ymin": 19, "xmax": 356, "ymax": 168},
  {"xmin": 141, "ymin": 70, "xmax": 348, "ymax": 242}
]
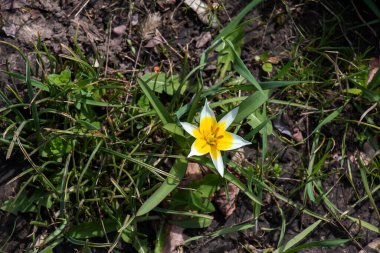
[
  {"xmin": 137, "ymin": 77, "xmax": 173, "ymax": 124},
  {"xmin": 234, "ymin": 90, "xmax": 270, "ymax": 123},
  {"xmin": 48, "ymin": 69, "xmax": 72, "ymax": 86},
  {"xmin": 224, "ymin": 39, "xmax": 263, "ymax": 93},
  {"xmin": 170, "ymin": 174, "xmax": 222, "ymax": 213},
  {"xmin": 67, "ymin": 219, "xmax": 118, "ymax": 239},
  {"xmin": 311, "ymin": 105, "xmax": 344, "ymax": 135},
  {"xmin": 140, "ymin": 73, "xmax": 186, "ymax": 95},
  {"xmin": 216, "ymin": 26, "xmax": 245, "ymax": 78},
  {"xmin": 170, "ymin": 216, "xmax": 213, "ymax": 228},
  {"xmin": 214, "ymin": 0, "xmax": 263, "ymax": 41},
  {"xmin": 247, "ymin": 111, "xmax": 273, "ymax": 135},
  {"xmin": 262, "ymin": 62, "xmax": 273, "ymax": 73},
  {"xmin": 136, "ymin": 159, "xmax": 188, "ymax": 216},
  {"xmin": 285, "ymin": 239, "xmax": 350, "ymax": 253},
  {"xmin": 1, "ymin": 189, "xmax": 52, "ymax": 215},
  {"xmin": 224, "ymin": 171, "xmax": 262, "ymax": 205},
  {"xmin": 273, "ymin": 220, "xmax": 322, "ymax": 253},
  {"xmin": 184, "ymin": 222, "xmax": 255, "ymax": 244},
  {"xmin": 163, "ymin": 123, "xmax": 185, "ymax": 137}
]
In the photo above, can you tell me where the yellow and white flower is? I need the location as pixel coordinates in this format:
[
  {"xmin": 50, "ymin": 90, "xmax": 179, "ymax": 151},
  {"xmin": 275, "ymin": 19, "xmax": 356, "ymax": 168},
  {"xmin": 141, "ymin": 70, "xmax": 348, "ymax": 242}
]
[{"xmin": 180, "ymin": 100, "xmax": 251, "ymax": 177}]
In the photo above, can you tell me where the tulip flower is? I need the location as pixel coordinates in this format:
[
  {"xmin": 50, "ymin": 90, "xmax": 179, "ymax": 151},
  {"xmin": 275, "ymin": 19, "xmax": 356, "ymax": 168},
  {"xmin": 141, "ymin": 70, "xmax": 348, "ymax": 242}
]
[{"xmin": 180, "ymin": 100, "xmax": 251, "ymax": 176}]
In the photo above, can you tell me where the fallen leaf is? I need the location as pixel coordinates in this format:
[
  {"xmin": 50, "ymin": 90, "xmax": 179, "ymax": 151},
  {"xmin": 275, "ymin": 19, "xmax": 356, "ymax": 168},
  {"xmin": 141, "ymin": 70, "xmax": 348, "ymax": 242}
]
[
  {"xmin": 359, "ymin": 238, "xmax": 380, "ymax": 253},
  {"xmin": 367, "ymin": 58, "xmax": 380, "ymax": 84},
  {"xmin": 2, "ymin": 23, "xmax": 17, "ymax": 37},
  {"xmin": 195, "ymin": 32, "xmax": 212, "ymax": 48},
  {"xmin": 113, "ymin": 24, "xmax": 127, "ymax": 35},
  {"xmin": 273, "ymin": 116, "xmax": 293, "ymax": 138},
  {"xmin": 162, "ymin": 224, "xmax": 186, "ymax": 253},
  {"xmin": 157, "ymin": 0, "xmax": 176, "ymax": 9},
  {"xmin": 214, "ymin": 182, "xmax": 240, "ymax": 218},
  {"xmin": 292, "ymin": 127, "xmax": 303, "ymax": 142},
  {"xmin": 184, "ymin": 0, "xmax": 219, "ymax": 28},
  {"xmin": 180, "ymin": 162, "xmax": 204, "ymax": 187},
  {"xmin": 267, "ymin": 56, "xmax": 280, "ymax": 64},
  {"xmin": 131, "ymin": 14, "xmax": 139, "ymax": 26},
  {"xmin": 145, "ymin": 33, "xmax": 164, "ymax": 48}
]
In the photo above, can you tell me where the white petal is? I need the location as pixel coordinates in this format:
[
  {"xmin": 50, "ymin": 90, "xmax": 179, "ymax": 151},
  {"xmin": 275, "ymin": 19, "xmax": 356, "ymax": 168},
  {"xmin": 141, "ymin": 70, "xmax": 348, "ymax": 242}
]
[
  {"xmin": 200, "ymin": 99, "xmax": 216, "ymax": 121},
  {"xmin": 180, "ymin": 122, "xmax": 198, "ymax": 137},
  {"xmin": 210, "ymin": 149, "xmax": 224, "ymax": 177},
  {"xmin": 220, "ymin": 132, "xmax": 251, "ymax": 151},
  {"xmin": 218, "ymin": 107, "xmax": 239, "ymax": 130}
]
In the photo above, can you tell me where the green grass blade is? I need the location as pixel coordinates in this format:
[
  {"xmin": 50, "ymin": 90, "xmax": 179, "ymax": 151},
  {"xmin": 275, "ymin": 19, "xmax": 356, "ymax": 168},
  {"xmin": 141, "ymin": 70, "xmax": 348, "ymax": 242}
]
[
  {"xmin": 311, "ymin": 105, "xmax": 344, "ymax": 136},
  {"xmin": 224, "ymin": 39, "xmax": 263, "ymax": 93},
  {"xmin": 26, "ymin": 61, "xmax": 41, "ymax": 138},
  {"xmin": 137, "ymin": 77, "xmax": 173, "ymax": 124},
  {"xmin": 285, "ymin": 238, "xmax": 350, "ymax": 253},
  {"xmin": 347, "ymin": 216, "xmax": 380, "ymax": 234},
  {"xmin": 184, "ymin": 221, "xmax": 255, "ymax": 244},
  {"xmin": 273, "ymin": 220, "xmax": 322, "ymax": 253},
  {"xmin": 358, "ymin": 158, "xmax": 380, "ymax": 220},
  {"xmin": 100, "ymin": 147, "xmax": 171, "ymax": 180},
  {"xmin": 363, "ymin": 0, "xmax": 380, "ymax": 19},
  {"xmin": 0, "ymin": 70, "xmax": 49, "ymax": 91},
  {"xmin": 224, "ymin": 170, "xmax": 262, "ymax": 205},
  {"xmin": 136, "ymin": 158, "xmax": 187, "ymax": 216},
  {"xmin": 214, "ymin": 0, "xmax": 263, "ymax": 41}
]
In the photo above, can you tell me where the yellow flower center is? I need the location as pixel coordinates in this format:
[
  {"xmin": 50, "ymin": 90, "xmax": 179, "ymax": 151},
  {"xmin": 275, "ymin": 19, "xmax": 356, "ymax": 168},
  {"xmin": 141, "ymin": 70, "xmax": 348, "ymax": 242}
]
[
  {"xmin": 204, "ymin": 126, "xmax": 224, "ymax": 146},
  {"xmin": 193, "ymin": 117, "xmax": 234, "ymax": 155}
]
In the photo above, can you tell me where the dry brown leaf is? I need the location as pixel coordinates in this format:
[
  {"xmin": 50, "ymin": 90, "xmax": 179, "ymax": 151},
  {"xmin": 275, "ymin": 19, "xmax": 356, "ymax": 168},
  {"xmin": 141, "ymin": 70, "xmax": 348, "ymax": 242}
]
[
  {"xmin": 113, "ymin": 24, "xmax": 127, "ymax": 35},
  {"xmin": 131, "ymin": 14, "xmax": 139, "ymax": 26},
  {"xmin": 268, "ymin": 56, "xmax": 280, "ymax": 64},
  {"xmin": 195, "ymin": 32, "xmax": 212, "ymax": 48},
  {"xmin": 145, "ymin": 33, "xmax": 164, "ymax": 48},
  {"xmin": 162, "ymin": 224, "xmax": 186, "ymax": 253},
  {"xmin": 214, "ymin": 182, "xmax": 240, "ymax": 218},
  {"xmin": 368, "ymin": 58, "xmax": 380, "ymax": 84},
  {"xmin": 358, "ymin": 238, "xmax": 380, "ymax": 253},
  {"xmin": 157, "ymin": 0, "xmax": 176, "ymax": 9},
  {"xmin": 180, "ymin": 162, "xmax": 204, "ymax": 187},
  {"xmin": 292, "ymin": 127, "xmax": 303, "ymax": 142},
  {"xmin": 184, "ymin": 0, "xmax": 219, "ymax": 28}
]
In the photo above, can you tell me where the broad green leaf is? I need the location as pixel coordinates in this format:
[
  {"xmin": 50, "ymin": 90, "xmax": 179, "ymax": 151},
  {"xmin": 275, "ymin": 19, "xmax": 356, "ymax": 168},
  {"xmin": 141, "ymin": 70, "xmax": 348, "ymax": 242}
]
[
  {"xmin": 140, "ymin": 73, "xmax": 187, "ymax": 95},
  {"xmin": 1, "ymin": 189, "xmax": 51, "ymax": 214},
  {"xmin": 170, "ymin": 216, "xmax": 213, "ymax": 228},
  {"xmin": 234, "ymin": 90, "xmax": 270, "ymax": 123},
  {"xmin": 262, "ymin": 62, "xmax": 273, "ymax": 73},
  {"xmin": 67, "ymin": 219, "xmax": 118, "ymax": 239},
  {"xmin": 48, "ymin": 69, "xmax": 71, "ymax": 86},
  {"xmin": 247, "ymin": 111, "xmax": 273, "ymax": 135},
  {"xmin": 163, "ymin": 123, "xmax": 185, "ymax": 137},
  {"xmin": 347, "ymin": 216, "xmax": 380, "ymax": 233},
  {"xmin": 136, "ymin": 158, "xmax": 188, "ymax": 216},
  {"xmin": 170, "ymin": 174, "xmax": 222, "ymax": 213},
  {"xmin": 344, "ymin": 88, "xmax": 362, "ymax": 95}
]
